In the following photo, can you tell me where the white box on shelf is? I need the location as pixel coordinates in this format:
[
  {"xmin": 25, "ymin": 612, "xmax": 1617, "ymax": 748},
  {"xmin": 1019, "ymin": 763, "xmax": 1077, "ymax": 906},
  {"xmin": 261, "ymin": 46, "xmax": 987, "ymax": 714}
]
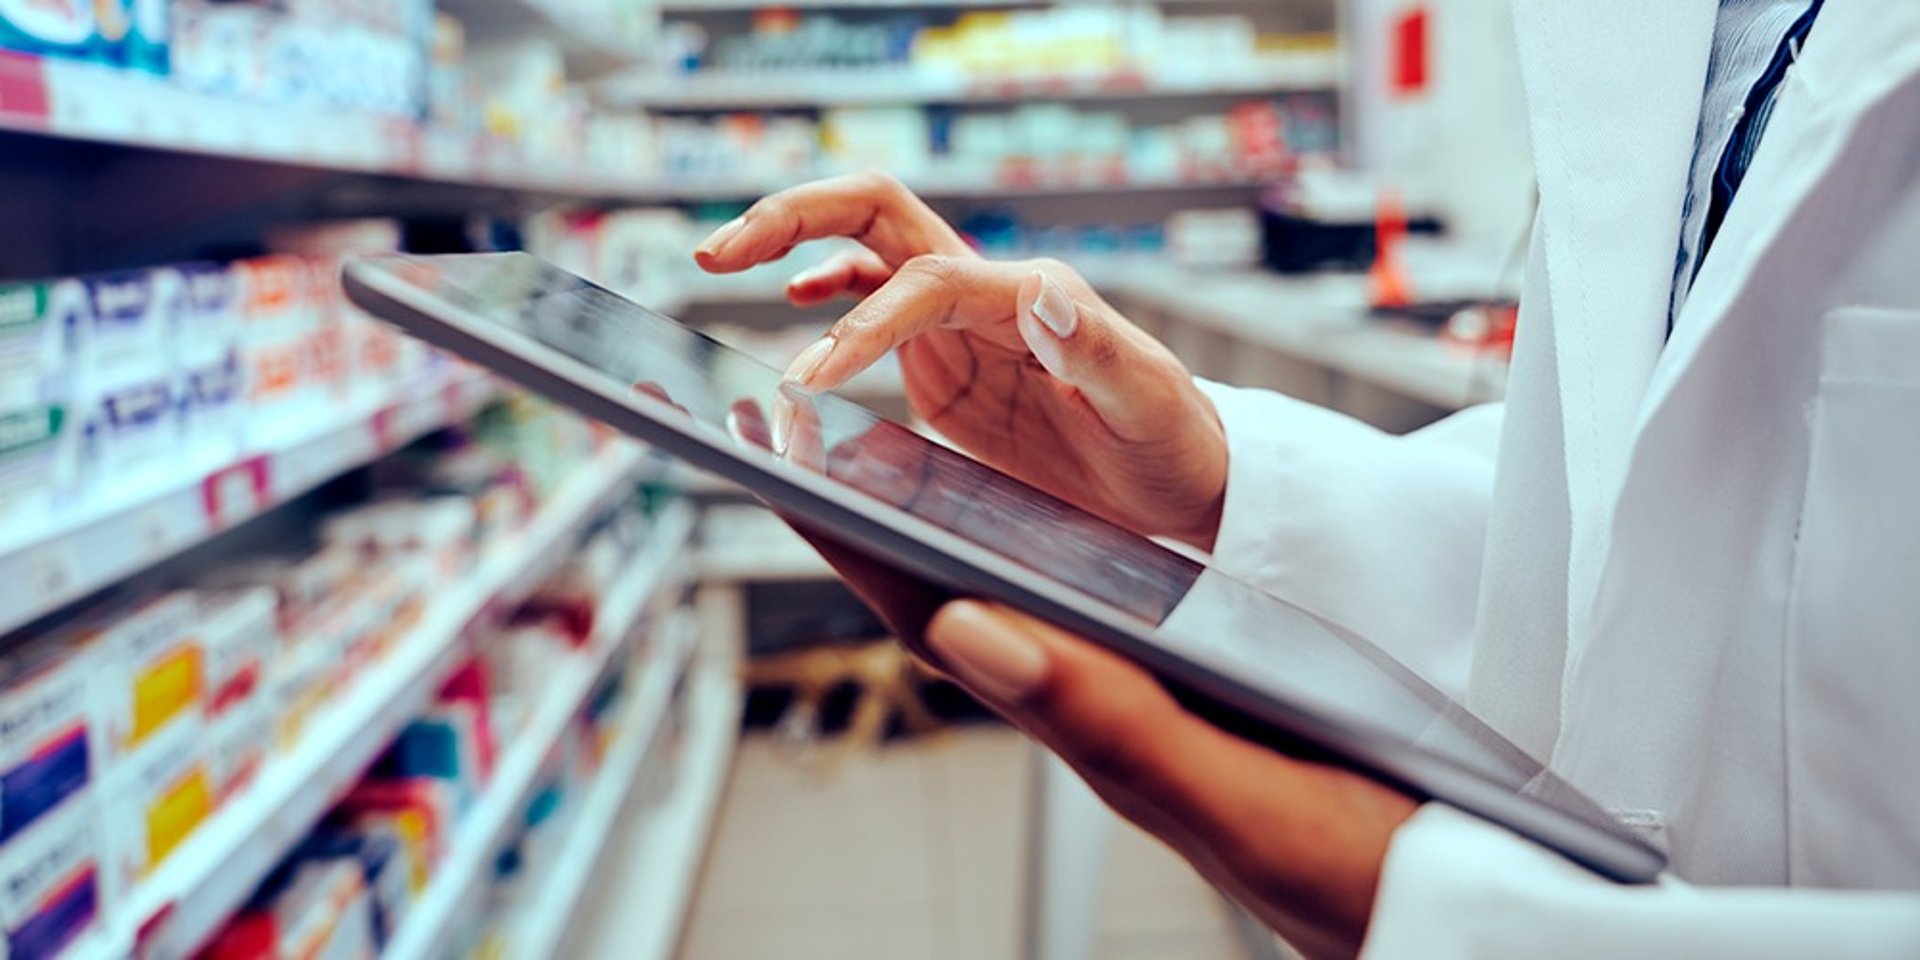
[
  {"xmin": 65, "ymin": 592, "xmax": 202, "ymax": 764},
  {"xmin": 0, "ymin": 636, "xmax": 99, "ymax": 847},
  {"xmin": 98, "ymin": 714, "xmax": 214, "ymax": 904},
  {"xmin": 0, "ymin": 278, "xmax": 82, "ymax": 531},
  {"xmin": 192, "ymin": 586, "xmax": 278, "ymax": 801},
  {"xmin": 0, "ymin": 791, "xmax": 105, "ymax": 960},
  {"xmin": 172, "ymin": 263, "xmax": 248, "ymax": 467}
]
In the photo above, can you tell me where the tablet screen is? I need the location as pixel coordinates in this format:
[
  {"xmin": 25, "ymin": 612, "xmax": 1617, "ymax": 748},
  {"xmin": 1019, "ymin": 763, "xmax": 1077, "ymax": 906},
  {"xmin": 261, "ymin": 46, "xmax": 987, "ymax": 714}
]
[{"xmin": 358, "ymin": 253, "xmax": 1554, "ymax": 795}]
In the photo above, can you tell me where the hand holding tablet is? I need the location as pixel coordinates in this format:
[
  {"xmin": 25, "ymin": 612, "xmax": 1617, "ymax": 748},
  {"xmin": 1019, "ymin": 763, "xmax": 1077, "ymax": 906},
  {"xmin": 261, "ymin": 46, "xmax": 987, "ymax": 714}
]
[{"xmin": 343, "ymin": 250, "xmax": 1664, "ymax": 907}]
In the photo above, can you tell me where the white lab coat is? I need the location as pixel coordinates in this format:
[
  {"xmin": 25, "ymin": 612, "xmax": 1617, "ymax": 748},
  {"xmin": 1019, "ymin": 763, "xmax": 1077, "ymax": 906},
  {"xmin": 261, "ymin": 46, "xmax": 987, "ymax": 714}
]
[{"xmin": 1197, "ymin": 0, "xmax": 1920, "ymax": 953}]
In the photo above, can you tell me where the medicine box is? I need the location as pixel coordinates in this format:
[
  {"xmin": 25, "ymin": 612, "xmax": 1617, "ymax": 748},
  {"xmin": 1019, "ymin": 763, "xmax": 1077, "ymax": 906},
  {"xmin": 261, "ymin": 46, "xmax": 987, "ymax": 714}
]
[
  {"xmin": 0, "ymin": 279, "xmax": 83, "ymax": 531},
  {"xmin": 79, "ymin": 270, "xmax": 175, "ymax": 395},
  {"xmin": 0, "ymin": 638, "xmax": 97, "ymax": 847},
  {"xmin": 67, "ymin": 592, "xmax": 202, "ymax": 763},
  {"xmin": 235, "ymin": 256, "xmax": 318, "ymax": 427},
  {"xmin": 0, "ymin": 791, "xmax": 103, "ymax": 960},
  {"xmin": 99, "ymin": 714, "xmax": 213, "ymax": 900},
  {"xmin": 173, "ymin": 263, "xmax": 246, "ymax": 464},
  {"xmin": 193, "ymin": 587, "xmax": 277, "ymax": 800}
]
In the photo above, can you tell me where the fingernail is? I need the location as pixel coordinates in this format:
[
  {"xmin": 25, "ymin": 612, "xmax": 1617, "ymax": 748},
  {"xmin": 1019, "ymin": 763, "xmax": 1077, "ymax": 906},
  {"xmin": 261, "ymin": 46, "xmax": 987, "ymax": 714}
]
[
  {"xmin": 790, "ymin": 263, "xmax": 834, "ymax": 288},
  {"xmin": 929, "ymin": 602, "xmax": 1048, "ymax": 702},
  {"xmin": 771, "ymin": 393, "xmax": 796, "ymax": 456},
  {"xmin": 1031, "ymin": 273, "xmax": 1078, "ymax": 339},
  {"xmin": 1018, "ymin": 311, "xmax": 1066, "ymax": 377},
  {"xmin": 697, "ymin": 217, "xmax": 747, "ymax": 257},
  {"xmin": 783, "ymin": 336, "xmax": 836, "ymax": 388}
]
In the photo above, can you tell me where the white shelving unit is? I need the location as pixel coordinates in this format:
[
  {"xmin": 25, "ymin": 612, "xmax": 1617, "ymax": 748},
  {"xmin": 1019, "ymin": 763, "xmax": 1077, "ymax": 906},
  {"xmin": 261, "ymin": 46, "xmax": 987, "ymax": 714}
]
[
  {"xmin": 381, "ymin": 499, "xmax": 699, "ymax": 960},
  {"xmin": 610, "ymin": 56, "xmax": 1342, "ymax": 111},
  {"xmin": 570, "ymin": 663, "xmax": 743, "ymax": 960},
  {"xmin": 436, "ymin": 0, "xmax": 650, "ymax": 79},
  {"xmin": 76, "ymin": 445, "xmax": 651, "ymax": 960},
  {"xmin": 510, "ymin": 610, "xmax": 701, "ymax": 960},
  {"xmin": 0, "ymin": 370, "xmax": 495, "ymax": 637},
  {"xmin": 0, "ymin": 54, "xmax": 1298, "ymax": 210}
]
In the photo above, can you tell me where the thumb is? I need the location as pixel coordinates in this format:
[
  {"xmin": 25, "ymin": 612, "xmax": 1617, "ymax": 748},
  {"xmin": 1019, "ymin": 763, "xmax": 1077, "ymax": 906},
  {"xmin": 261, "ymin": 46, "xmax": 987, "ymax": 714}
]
[
  {"xmin": 1016, "ymin": 270, "xmax": 1181, "ymax": 438},
  {"xmin": 924, "ymin": 600, "xmax": 1228, "ymax": 822}
]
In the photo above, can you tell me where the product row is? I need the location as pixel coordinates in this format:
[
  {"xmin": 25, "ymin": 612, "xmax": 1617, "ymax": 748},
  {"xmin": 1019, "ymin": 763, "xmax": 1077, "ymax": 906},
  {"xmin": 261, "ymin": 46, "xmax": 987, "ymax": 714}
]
[
  {"xmin": 0, "ymin": 226, "xmax": 438, "ymax": 535},
  {"xmin": 524, "ymin": 203, "xmax": 1265, "ymax": 312},
  {"xmin": 644, "ymin": 94, "xmax": 1336, "ymax": 188},
  {"xmin": 196, "ymin": 491, "xmax": 679, "ymax": 960},
  {"xmin": 659, "ymin": 7, "xmax": 1329, "ymax": 83},
  {"xmin": 0, "ymin": 398, "xmax": 612, "ymax": 960}
]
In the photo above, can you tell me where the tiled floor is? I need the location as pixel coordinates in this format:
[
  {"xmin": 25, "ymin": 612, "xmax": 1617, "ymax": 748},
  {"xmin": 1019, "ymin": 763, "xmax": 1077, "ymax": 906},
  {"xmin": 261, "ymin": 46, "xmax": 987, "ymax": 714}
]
[{"xmin": 677, "ymin": 726, "xmax": 1248, "ymax": 960}]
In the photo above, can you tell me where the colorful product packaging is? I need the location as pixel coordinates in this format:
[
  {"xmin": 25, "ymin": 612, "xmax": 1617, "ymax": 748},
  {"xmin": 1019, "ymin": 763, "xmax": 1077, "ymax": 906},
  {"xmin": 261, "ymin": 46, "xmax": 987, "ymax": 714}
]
[
  {"xmin": 66, "ymin": 593, "xmax": 201, "ymax": 763},
  {"xmin": 235, "ymin": 256, "xmax": 317, "ymax": 428},
  {"xmin": 99, "ymin": 714, "xmax": 213, "ymax": 898},
  {"xmin": 271, "ymin": 859, "xmax": 377, "ymax": 960},
  {"xmin": 0, "ymin": 0, "xmax": 97, "ymax": 63},
  {"xmin": 172, "ymin": 263, "xmax": 246, "ymax": 466},
  {"xmin": 0, "ymin": 791, "xmax": 103, "ymax": 960},
  {"xmin": 0, "ymin": 638, "xmax": 96, "ymax": 847},
  {"xmin": 121, "ymin": 0, "xmax": 169, "ymax": 75},
  {"xmin": 77, "ymin": 270, "xmax": 180, "ymax": 490},
  {"xmin": 193, "ymin": 587, "xmax": 277, "ymax": 801},
  {"xmin": 0, "ymin": 279, "xmax": 81, "ymax": 530}
]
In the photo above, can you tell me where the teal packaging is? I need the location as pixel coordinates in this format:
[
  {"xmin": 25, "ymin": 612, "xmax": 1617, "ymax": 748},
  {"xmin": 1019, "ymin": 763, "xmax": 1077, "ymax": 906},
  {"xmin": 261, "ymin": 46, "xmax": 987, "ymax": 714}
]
[
  {"xmin": 0, "ymin": 0, "xmax": 95, "ymax": 62},
  {"xmin": 123, "ymin": 0, "xmax": 168, "ymax": 75}
]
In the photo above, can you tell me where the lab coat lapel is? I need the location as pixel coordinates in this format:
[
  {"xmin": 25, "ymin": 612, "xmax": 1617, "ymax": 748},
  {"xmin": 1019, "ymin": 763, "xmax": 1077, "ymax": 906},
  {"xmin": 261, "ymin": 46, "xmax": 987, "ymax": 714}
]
[
  {"xmin": 1637, "ymin": 0, "xmax": 1920, "ymax": 417},
  {"xmin": 1508, "ymin": 0, "xmax": 1716, "ymax": 660}
]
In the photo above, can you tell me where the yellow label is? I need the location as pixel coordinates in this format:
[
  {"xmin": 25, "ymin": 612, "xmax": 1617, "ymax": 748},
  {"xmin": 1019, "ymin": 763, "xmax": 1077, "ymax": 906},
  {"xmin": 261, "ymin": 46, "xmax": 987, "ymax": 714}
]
[
  {"xmin": 131, "ymin": 647, "xmax": 203, "ymax": 745},
  {"xmin": 145, "ymin": 768, "xmax": 213, "ymax": 869}
]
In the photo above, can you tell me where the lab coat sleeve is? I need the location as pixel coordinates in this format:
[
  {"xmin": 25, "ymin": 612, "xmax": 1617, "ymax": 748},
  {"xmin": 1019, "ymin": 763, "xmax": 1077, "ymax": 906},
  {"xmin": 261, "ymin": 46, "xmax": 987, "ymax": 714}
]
[
  {"xmin": 1362, "ymin": 805, "xmax": 1920, "ymax": 958},
  {"xmin": 1196, "ymin": 380, "xmax": 1502, "ymax": 697}
]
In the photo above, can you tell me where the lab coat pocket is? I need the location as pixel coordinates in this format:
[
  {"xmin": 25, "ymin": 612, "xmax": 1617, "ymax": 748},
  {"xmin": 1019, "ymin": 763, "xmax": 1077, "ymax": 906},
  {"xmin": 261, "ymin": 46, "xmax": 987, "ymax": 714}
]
[{"xmin": 1784, "ymin": 306, "xmax": 1920, "ymax": 887}]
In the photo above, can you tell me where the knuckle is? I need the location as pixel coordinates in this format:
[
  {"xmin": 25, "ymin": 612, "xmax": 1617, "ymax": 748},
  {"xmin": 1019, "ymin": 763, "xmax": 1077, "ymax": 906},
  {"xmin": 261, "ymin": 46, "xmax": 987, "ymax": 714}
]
[
  {"xmin": 901, "ymin": 254, "xmax": 960, "ymax": 284},
  {"xmin": 1031, "ymin": 256, "xmax": 1071, "ymax": 278},
  {"xmin": 859, "ymin": 167, "xmax": 908, "ymax": 199}
]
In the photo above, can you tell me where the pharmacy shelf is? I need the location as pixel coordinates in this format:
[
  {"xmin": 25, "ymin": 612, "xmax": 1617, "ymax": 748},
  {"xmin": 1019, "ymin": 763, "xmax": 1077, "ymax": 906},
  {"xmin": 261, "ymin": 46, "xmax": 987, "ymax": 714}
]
[
  {"xmin": 380, "ymin": 498, "xmax": 700, "ymax": 960},
  {"xmin": 587, "ymin": 663, "xmax": 743, "ymax": 960},
  {"xmin": 0, "ymin": 54, "xmax": 650, "ymax": 204},
  {"xmin": 658, "ymin": 167, "xmax": 1285, "ymax": 203},
  {"xmin": 1090, "ymin": 262, "xmax": 1509, "ymax": 409},
  {"xmin": 0, "ymin": 369, "xmax": 496, "ymax": 639},
  {"xmin": 676, "ymin": 262, "xmax": 1507, "ymax": 412},
  {"xmin": 0, "ymin": 55, "xmax": 1298, "ymax": 210},
  {"xmin": 437, "ymin": 0, "xmax": 650, "ymax": 79},
  {"xmin": 611, "ymin": 57, "xmax": 1341, "ymax": 110},
  {"xmin": 80, "ymin": 445, "xmax": 650, "ymax": 960},
  {"xmin": 512, "ymin": 610, "xmax": 703, "ymax": 960}
]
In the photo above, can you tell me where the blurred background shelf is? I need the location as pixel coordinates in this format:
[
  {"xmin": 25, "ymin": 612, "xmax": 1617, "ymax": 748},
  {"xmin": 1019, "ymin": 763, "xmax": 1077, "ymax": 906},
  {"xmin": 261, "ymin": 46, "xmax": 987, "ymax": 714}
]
[
  {"xmin": 605, "ymin": 57, "xmax": 1342, "ymax": 110},
  {"xmin": 80, "ymin": 445, "xmax": 651, "ymax": 960},
  {"xmin": 0, "ymin": 370, "xmax": 496, "ymax": 638},
  {"xmin": 381, "ymin": 498, "xmax": 698, "ymax": 960},
  {"xmin": 435, "ymin": 0, "xmax": 654, "ymax": 79},
  {"xmin": 510, "ymin": 608, "xmax": 702, "ymax": 960}
]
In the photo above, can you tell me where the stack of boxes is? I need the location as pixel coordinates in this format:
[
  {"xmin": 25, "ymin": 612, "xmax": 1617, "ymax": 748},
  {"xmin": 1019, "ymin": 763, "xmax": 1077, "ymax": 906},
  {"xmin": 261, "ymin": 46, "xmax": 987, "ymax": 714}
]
[
  {"xmin": 0, "ymin": 250, "xmax": 443, "ymax": 539},
  {"xmin": 0, "ymin": 2, "xmax": 435, "ymax": 119},
  {"xmin": 0, "ymin": 403, "xmax": 599, "ymax": 956}
]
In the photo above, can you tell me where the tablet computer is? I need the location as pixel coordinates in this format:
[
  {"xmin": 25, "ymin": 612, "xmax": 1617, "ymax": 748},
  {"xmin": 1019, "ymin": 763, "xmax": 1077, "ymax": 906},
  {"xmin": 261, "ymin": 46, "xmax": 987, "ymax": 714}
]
[{"xmin": 343, "ymin": 251, "xmax": 1665, "ymax": 884}]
